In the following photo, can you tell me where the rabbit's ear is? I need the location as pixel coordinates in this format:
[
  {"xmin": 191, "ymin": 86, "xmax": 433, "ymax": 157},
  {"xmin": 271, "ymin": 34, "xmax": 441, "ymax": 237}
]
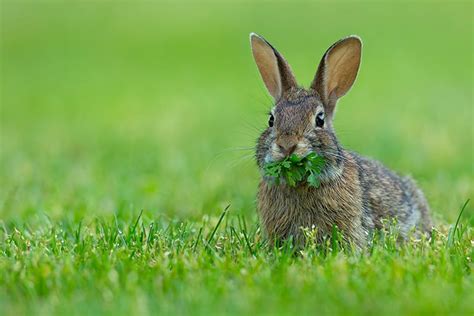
[
  {"xmin": 311, "ymin": 36, "xmax": 362, "ymax": 114},
  {"xmin": 250, "ymin": 33, "xmax": 297, "ymax": 101}
]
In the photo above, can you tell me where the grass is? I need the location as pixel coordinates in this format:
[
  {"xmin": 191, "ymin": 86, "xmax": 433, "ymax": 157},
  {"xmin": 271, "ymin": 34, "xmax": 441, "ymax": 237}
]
[
  {"xmin": 1, "ymin": 1, "xmax": 473, "ymax": 315},
  {"xmin": 1, "ymin": 205, "xmax": 473, "ymax": 315}
]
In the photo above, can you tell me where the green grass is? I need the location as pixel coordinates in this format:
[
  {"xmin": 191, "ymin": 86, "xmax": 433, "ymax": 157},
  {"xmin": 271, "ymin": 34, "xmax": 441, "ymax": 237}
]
[
  {"xmin": 1, "ymin": 206, "xmax": 473, "ymax": 315},
  {"xmin": 1, "ymin": 1, "xmax": 473, "ymax": 315}
]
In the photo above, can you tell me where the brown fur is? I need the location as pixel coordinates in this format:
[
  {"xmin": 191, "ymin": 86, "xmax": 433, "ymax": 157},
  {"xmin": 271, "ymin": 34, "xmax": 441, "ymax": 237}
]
[{"xmin": 251, "ymin": 34, "xmax": 432, "ymax": 248}]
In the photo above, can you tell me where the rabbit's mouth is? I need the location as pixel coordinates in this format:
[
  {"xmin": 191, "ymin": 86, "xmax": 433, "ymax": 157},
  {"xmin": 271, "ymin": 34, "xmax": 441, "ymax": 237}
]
[{"xmin": 266, "ymin": 142, "xmax": 313, "ymax": 164}]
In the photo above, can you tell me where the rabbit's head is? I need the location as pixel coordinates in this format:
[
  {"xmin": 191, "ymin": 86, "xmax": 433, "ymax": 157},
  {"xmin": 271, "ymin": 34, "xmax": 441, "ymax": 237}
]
[{"xmin": 251, "ymin": 33, "xmax": 362, "ymax": 182}]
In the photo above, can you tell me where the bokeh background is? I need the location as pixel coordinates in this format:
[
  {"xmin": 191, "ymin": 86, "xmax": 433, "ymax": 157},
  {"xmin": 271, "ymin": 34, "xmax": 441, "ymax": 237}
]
[{"xmin": 1, "ymin": 1, "xmax": 472, "ymax": 223}]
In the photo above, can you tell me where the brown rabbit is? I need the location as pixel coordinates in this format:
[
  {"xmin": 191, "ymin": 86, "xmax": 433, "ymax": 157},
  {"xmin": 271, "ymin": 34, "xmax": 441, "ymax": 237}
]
[{"xmin": 250, "ymin": 33, "xmax": 432, "ymax": 248}]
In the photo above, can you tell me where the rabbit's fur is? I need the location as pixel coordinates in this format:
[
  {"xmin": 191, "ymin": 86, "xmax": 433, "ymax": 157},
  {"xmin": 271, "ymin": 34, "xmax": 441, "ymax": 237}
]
[{"xmin": 250, "ymin": 34, "xmax": 432, "ymax": 248}]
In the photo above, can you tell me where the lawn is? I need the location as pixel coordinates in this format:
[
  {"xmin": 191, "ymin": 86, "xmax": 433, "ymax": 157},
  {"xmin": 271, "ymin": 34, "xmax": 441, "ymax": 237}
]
[{"xmin": 1, "ymin": 1, "xmax": 473, "ymax": 315}]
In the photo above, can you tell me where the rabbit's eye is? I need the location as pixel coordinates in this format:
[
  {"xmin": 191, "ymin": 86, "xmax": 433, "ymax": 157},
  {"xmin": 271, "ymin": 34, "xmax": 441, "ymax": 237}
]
[
  {"xmin": 268, "ymin": 114, "xmax": 274, "ymax": 127},
  {"xmin": 316, "ymin": 112, "xmax": 324, "ymax": 128}
]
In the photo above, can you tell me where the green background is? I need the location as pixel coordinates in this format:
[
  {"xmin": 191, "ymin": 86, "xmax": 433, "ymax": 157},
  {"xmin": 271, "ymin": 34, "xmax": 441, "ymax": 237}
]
[
  {"xmin": 1, "ymin": 1, "xmax": 473, "ymax": 315},
  {"xmin": 2, "ymin": 2, "xmax": 472, "ymax": 222}
]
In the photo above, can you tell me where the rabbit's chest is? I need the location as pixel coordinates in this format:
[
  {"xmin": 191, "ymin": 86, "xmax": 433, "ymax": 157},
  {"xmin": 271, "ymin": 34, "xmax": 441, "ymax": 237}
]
[{"xmin": 257, "ymin": 179, "xmax": 364, "ymax": 242}]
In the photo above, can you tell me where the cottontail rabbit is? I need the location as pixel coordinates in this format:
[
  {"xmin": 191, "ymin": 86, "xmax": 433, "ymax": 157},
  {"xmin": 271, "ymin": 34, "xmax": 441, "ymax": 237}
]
[{"xmin": 250, "ymin": 33, "xmax": 432, "ymax": 247}]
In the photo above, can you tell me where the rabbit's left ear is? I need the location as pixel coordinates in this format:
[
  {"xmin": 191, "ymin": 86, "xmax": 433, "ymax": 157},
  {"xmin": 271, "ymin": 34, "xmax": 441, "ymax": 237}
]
[
  {"xmin": 250, "ymin": 33, "xmax": 297, "ymax": 101},
  {"xmin": 311, "ymin": 36, "xmax": 362, "ymax": 115}
]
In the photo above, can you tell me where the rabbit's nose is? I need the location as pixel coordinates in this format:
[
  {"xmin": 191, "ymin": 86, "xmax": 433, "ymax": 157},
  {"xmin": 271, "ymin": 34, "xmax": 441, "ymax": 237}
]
[{"xmin": 277, "ymin": 143, "xmax": 297, "ymax": 156}]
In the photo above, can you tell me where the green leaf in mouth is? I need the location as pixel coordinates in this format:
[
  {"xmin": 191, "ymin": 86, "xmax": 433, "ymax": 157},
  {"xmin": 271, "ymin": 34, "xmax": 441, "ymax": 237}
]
[{"xmin": 263, "ymin": 152, "xmax": 325, "ymax": 187}]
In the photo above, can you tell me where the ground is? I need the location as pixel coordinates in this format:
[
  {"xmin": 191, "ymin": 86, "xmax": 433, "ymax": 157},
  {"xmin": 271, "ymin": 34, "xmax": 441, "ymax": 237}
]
[{"xmin": 1, "ymin": 1, "xmax": 473, "ymax": 315}]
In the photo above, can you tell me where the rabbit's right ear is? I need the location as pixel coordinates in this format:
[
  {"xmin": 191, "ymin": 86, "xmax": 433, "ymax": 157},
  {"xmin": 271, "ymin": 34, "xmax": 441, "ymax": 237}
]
[
  {"xmin": 311, "ymin": 36, "xmax": 362, "ymax": 116},
  {"xmin": 250, "ymin": 33, "xmax": 297, "ymax": 101}
]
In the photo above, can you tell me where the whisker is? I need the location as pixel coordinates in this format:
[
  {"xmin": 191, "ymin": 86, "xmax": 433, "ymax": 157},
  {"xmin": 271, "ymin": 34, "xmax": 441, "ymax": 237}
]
[
  {"xmin": 202, "ymin": 144, "xmax": 255, "ymax": 173},
  {"xmin": 323, "ymin": 152, "xmax": 351, "ymax": 164},
  {"xmin": 226, "ymin": 154, "xmax": 256, "ymax": 169},
  {"xmin": 219, "ymin": 146, "xmax": 255, "ymax": 152}
]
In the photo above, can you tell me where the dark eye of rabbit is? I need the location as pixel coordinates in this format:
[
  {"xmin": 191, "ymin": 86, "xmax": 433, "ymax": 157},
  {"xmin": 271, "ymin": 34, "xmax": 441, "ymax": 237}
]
[
  {"xmin": 268, "ymin": 114, "xmax": 274, "ymax": 127},
  {"xmin": 316, "ymin": 112, "xmax": 324, "ymax": 128}
]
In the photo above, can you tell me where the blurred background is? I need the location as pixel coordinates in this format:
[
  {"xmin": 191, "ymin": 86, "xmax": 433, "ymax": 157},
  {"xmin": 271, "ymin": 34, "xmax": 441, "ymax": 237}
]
[{"xmin": 1, "ymin": 1, "xmax": 472, "ymax": 223}]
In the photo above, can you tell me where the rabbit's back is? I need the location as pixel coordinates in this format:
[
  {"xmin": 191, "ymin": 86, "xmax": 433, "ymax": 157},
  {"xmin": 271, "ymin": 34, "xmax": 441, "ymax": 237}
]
[{"xmin": 351, "ymin": 152, "xmax": 432, "ymax": 237}]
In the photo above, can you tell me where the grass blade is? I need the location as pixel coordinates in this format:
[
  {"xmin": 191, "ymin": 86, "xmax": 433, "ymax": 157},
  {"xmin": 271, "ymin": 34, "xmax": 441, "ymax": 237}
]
[
  {"xmin": 206, "ymin": 204, "xmax": 231, "ymax": 246},
  {"xmin": 447, "ymin": 198, "xmax": 470, "ymax": 248}
]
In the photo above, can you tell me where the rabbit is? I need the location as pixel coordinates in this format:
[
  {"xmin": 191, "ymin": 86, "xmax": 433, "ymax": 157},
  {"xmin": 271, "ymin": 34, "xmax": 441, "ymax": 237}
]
[{"xmin": 250, "ymin": 33, "xmax": 433, "ymax": 248}]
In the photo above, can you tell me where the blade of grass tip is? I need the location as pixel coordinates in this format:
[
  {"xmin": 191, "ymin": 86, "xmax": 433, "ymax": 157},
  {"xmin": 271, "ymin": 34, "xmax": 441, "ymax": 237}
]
[
  {"xmin": 146, "ymin": 222, "xmax": 155, "ymax": 246},
  {"xmin": 128, "ymin": 209, "xmax": 144, "ymax": 242},
  {"xmin": 109, "ymin": 221, "xmax": 119, "ymax": 247},
  {"xmin": 179, "ymin": 222, "xmax": 192, "ymax": 250},
  {"xmin": 206, "ymin": 204, "xmax": 231, "ymax": 246},
  {"xmin": 114, "ymin": 214, "xmax": 126, "ymax": 246},
  {"xmin": 229, "ymin": 224, "xmax": 235, "ymax": 242},
  {"xmin": 230, "ymin": 226, "xmax": 243, "ymax": 245},
  {"xmin": 237, "ymin": 214, "xmax": 243, "ymax": 232},
  {"xmin": 74, "ymin": 220, "xmax": 82, "ymax": 244},
  {"xmin": 453, "ymin": 199, "xmax": 470, "ymax": 236},
  {"xmin": 140, "ymin": 222, "xmax": 146, "ymax": 245},
  {"xmin": 241, "ymin": 214, "xmax": 248, "ymax": 233},
  {"xmin": 181, "ymin": 222, "xmax": 189, "ymax": 240},
  {"xmin": 241, "ymin": 227, "xmax": 255, "ymax": 256},
  {"xmin": 447, "ymin": 198, "xmax": 470, "ymax": 248},
  {"xmin": 98, "ymin": 219, "xmax": 107, "ymax": 242},
  {"xmin": 192, "ymin": 226, "xmax": 203, "ymax": 252},
  {"xmin": 224, "ymin": 210, "xmax": 229, "ymax": 231}
]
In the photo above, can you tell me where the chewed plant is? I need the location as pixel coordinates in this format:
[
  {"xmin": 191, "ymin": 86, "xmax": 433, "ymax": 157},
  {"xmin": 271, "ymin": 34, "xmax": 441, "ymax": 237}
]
[{"xmin": 263, "ymin": 152, "xmax": 325, "ymax": 187}]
